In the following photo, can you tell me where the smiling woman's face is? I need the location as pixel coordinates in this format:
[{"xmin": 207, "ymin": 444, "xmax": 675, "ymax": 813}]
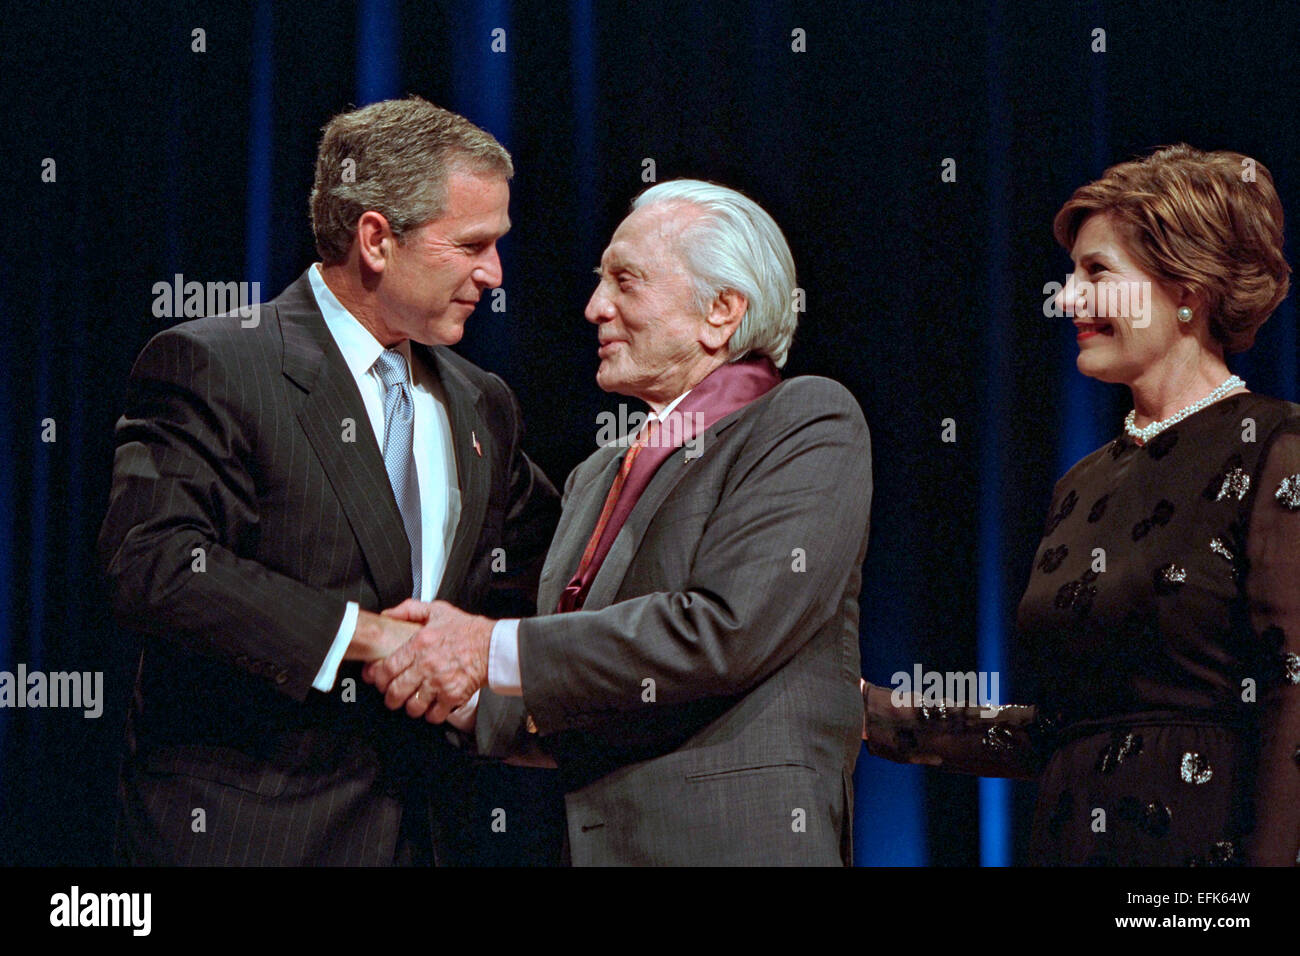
[{"xmin": 1054, "ymin": 212, "xmax": 1190, "ymax": 386}]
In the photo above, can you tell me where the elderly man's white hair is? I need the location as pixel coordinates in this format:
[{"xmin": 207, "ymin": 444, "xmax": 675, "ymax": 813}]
[{"xmin": 632, "ymin": 179, "xmax": 798, "ymax": 369}]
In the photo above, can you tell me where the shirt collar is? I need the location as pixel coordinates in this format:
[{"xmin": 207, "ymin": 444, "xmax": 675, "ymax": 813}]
[
  {"xmin": 651, "ymin": 390, "xmax": 691, "ymax": 423},
  {"xmin": 309, "ymin": 263, "xmax": 411, "ymax": 378},
  {"xmin": 637, "ymin": 390, "xmax": 691, "ymax": 441}
]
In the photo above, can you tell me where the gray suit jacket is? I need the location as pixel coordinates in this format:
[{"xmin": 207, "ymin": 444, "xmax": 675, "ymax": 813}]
[{"xmin": 478, "ymin": 375, "xmax": 871, "ymax": 865}]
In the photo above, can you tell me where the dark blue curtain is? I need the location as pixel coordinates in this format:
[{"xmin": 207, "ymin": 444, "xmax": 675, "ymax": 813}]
[{"xmin": 3, "ymin": 0, "xmax": 1297, "ymax": 865}]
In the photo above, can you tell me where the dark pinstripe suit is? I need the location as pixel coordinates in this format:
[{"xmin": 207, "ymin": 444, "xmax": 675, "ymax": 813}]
[{"xmin": 99, "ymin": 269, "xmax": 558, "ymax": 865}]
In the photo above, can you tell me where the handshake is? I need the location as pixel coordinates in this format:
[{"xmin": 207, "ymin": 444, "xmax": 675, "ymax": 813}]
[{"xmin": 345, "ymin": 600, "xmax": 496, "ymax": 724}]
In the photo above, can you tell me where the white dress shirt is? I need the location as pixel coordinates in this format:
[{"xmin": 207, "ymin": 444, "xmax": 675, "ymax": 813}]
[{"xmin": 308, "ymin": 263, "xmax": 462, "ymax": 692}]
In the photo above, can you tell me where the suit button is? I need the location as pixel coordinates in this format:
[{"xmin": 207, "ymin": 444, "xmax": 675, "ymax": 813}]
[
  {"xmin": 235, "ymin": 654, "xmax": 250, "ymax": 667},
  {"xmin": 274, "ymin": 670, "xmax": 289, "ymax": 685}
]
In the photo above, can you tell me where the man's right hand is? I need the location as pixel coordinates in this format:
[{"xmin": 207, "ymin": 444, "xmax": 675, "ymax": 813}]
[{"xmin": 344, "ymin": 609, "xmax": 420, "ymax": 662}]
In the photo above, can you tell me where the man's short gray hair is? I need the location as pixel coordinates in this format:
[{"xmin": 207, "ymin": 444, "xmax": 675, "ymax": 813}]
[
  {"xmin": 632, "ymin": 179, "xmax": 798, "ymax": 368},
  {"xmin": 310, "ymin": 95, "xmax": 513, "ymax": 264}
]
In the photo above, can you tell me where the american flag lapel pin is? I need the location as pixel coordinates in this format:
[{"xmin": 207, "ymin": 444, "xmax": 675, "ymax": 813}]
[{"xmin": 472, "ymin": 431, "xmax": 482, "ymax": 457}]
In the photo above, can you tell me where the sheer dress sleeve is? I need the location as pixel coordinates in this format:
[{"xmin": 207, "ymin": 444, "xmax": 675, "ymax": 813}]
[
  {"xmin": 1243, "ymin": 419, "xmax": 1300, "ymax": 865},
  {"xmin": 862, "ymin": 681, "xmax": 1053, "ymax": 780}
]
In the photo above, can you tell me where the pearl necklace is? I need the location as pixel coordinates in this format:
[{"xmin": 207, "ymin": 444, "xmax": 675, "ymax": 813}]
[{"xmin": 1123, "ymin": 375, "xmax": 1245, "ymax": 445}]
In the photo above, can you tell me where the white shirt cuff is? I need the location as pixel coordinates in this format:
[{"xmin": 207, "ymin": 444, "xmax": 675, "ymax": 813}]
[
  {"xmin": 488, "ymin": 618, "xmax": 523, "ymax": 696},
  {"xmin": 312, "ymin": 600, "xmax": 359, "ymax": 692},
  {"xmin": 446, "ymin": 690, "xmax": 480, "ymax": 731}
]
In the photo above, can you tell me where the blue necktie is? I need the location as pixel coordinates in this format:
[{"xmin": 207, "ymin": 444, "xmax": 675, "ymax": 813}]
[{"xmin": 373, "ymin": 349, "xmax": 422, "ymax": 598}]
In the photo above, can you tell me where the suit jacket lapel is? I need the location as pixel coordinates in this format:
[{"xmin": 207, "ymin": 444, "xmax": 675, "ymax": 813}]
[
  {"xmin": 537, "ymin": 448, "xmax": 623, "ymax": 613},
  {"xmin": 582, "ymin": 410, "xmax": 749, "ymax": 611},
  {"xmin": 277, "ymin": 271, "xmax": 414, "ymax": 607},
  {"xmin": 421, "ymin": 346, "xmax": 490, "ymax": 603}
]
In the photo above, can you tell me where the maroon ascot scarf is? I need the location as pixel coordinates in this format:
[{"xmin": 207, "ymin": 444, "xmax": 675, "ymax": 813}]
[{"xmin": 557, "ymin": 355, "xmax": 782, "ymax": 612}]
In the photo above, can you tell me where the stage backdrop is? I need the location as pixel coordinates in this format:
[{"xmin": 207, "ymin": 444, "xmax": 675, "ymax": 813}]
[{"xmin": 2, "ymin": 0, "xmax": 1296, "ymax": 865}]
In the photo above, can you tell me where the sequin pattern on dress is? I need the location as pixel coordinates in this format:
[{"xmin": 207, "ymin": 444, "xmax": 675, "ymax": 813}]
[
  {"xmin": 1216, "ymin": 467, "xmax": 1251, "ymax": 502},
  {"xmin": 1096, "ymin": 732, "xmax": 1143, "ymax": 774},
  {"xmin": 983, "ymin": 725, "xmax": 1015, "ymax": 751},
  {"xmin": 1202, "ymin": 455, "xmax": 1247, "ymax": 501},
  {"xmin": 1118, "ymin": 796, "xmax": 1172, "ymax": 837},
  {"xmin": 1283, "ymin": 652, "xmax": 1300, "ymax": 686},
  {"xmin": 1187, "ymin": 841, "xmax": 1238, "ymax": 867},
  {"xmin": 1054, "ymin": 579, "xmax": 1097, "ymax": 615},
  {"xmin": 1276, "ymin": 474, "xmax": 1300, "ymax": 511},
  {"xmin": 1180, "ymin": 752, "xmax": 1213, "ymax": 785},
  {"xmin": 1154, "ymin": 563, "xmax": 1187, "ymax": 594}
]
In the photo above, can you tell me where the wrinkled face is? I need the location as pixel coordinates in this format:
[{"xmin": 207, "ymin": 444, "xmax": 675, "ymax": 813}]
[
  {"xmin": 586, "ymin": 203, "xmax": 717, "ymax": 407},
  {"xmin": 1053, "ymin": 212, "xmax": 1186, "ymax": 385},
  {"xmin": 376, "ymin": 170, "xmax": 510, "ymax": 346}
]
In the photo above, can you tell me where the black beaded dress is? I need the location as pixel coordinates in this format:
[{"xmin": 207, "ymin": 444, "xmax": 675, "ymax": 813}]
[
  {"xmin": 865, "ymin": 393, "xmax": 1300, "ymax": 865},
  {"xmin": 1018, "ymin": 393, "xmax": 1300, "ymax": 865}
]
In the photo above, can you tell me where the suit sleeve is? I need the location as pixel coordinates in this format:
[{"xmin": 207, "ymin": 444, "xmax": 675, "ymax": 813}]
[
  {"xmin": 483, "ymin": 372, "xmax": 560, "ymax": 607},
  {"xmin": 97, "ymin": 325, "xmax": 347, "ymax": 702},
  {"xmin": 468, "ymin": 374, "xmax": 561, "ymax": 757},
  {"xmin": 476, "ymin": 455, "xmax": 589, "ymax": 759},
  {"xmin": 517, "ymin": 380, "xmax": 871, "ymax": 735}
]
